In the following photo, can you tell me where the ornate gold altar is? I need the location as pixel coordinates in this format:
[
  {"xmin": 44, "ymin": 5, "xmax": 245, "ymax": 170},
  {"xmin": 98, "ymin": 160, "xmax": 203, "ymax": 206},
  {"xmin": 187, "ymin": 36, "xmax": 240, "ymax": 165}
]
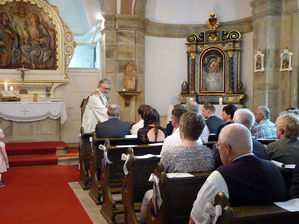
[
  {"xmin": 180, "ymin": 12, "xmax": 245, "ymax": 104},
  {"xmin": 0, "ymin": 0, "xmax": 76, "ymax": 100}
]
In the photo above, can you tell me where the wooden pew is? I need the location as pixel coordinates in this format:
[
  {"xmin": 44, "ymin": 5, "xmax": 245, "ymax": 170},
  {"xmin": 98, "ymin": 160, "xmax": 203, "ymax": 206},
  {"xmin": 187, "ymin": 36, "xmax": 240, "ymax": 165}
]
[
  {"xmin": 146, "ymin": 163, "xmax": 211, "ymax": 224},
  {"xmin": 232, "ymin": 204, "xmax": 299, "ymax": 224},
  {"xmin": 100, "ymin": 143, "xmax": 162, "ymax": 224},
  {"xmin": 257, "ymin": 138, "xmax": 276, "ymax": 145},
  {"xmin": 78, "ymin": 127, "xmax": 92, "ymax": 190},
  {"xmin": 204, "ymin": 141, "xmax": 216, "ymax": 149},
  {"xmin": 214, "ymin": 192, "xmax": 299, "ymax": 224},
  {"xmin": 213, "ymin": 192, "xmax": 234, "ymax": 224},
  {"xmin": 208, "ymin": 133, "xmax": 217, "ymax": 141},
  {"xmin": 122, "ymin": 148, "xmax": 161, "ymax": 224},
  {"xmin": 89, "ymin": 133, "xmax": 139, "ymax": 204}
]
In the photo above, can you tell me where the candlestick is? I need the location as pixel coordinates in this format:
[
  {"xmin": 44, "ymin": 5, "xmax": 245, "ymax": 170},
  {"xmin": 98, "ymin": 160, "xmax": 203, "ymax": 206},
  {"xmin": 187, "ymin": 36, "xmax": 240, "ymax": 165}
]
[
  {"xmin": 219, "ymin": 97, "xmax": 223, "ymax": 105},
  {"xmin": 4, "ymin": 82, "xmax": 8, "ymax": 91}
]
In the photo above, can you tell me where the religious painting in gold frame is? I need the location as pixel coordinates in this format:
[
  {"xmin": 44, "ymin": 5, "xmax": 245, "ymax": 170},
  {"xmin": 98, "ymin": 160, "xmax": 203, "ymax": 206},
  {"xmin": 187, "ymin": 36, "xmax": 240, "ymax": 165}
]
[
  {"xmin": 0, "ymin": 1, "xmax": 57, "ymax": 69},
  {"xmin": 199, "ymin": 47, "xmax": 225, "ymax": 94},
  {"xmin": 0, "ymin": 0, "xmax": 76, "ymax": 80},
  {"xmin": 181, "ymin": 12, "xmax": 244, "ymax": 104}
]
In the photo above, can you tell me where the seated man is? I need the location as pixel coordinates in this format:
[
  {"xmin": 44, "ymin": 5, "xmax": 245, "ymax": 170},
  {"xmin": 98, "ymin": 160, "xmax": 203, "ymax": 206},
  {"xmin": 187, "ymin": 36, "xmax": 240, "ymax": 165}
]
[
  {"xmin": 185, "ymin": 100, "xmax": 210, "ymax": 143},
  {"xmin": 139, "ymin": 112, "xmax": 215, "ymax": 223},
  {"xmin": 161, "ymin": 105, "xmax": 205, "ymax": 155},
  {"xmin": 82, "ymin": 79, "xmax": 110, "ymax": 133},
  {"xmin": 212, "ymin": 108, "xmax": 267, "ymax": 168},
  {"xmin": 251, "ymin": 106, "xmax": 276, "ymax": 139},
  {"xmin": 130, "ymin": 104, "xmax": 152, "ymax": 135},
  {"xmin": 202, "ymin": 103, "xmax": 225, "ymax": 134},
  {"xmin": 189, "ymin": 124, "xmax": 287, "ymax": 224},
  {"xmin": 165, "ymin": 104, "xmax": 185, "ymax": 136},
  {"xmin": 160, "ymin": 106, "xmax": 188, "ymax": 155},
  {"xmin": 95, "ymin": 104, "xmax": 130, "ymax": 138},
  {"xmin": 266, "ymin": 111, "xmax": 299, "ymax": 164}
]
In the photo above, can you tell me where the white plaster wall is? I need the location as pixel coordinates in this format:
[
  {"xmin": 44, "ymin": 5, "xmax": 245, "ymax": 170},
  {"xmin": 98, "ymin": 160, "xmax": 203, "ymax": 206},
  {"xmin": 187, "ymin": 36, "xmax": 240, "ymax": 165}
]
[
  {"xmin": 146, "ymin": 0, "xmax": 252, "ymax": 24},
  {"xmin": 145, "ymin": 35, "xmax": 254, "ymax": 115},
  {"xmin": 145, "ymin": 37, "xmax": 186, "ymax": 115},
  {"xmin": 145, "ymin": 0, "xmax": 253, "ymax": 115}
]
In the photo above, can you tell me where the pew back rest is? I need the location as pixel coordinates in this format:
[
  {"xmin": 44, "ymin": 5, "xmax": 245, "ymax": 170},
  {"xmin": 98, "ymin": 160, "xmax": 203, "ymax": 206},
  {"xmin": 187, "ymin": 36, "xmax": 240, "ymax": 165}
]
[
  {"xmin": 160, "ymin": 172, "xmax": 211, "ymax": 224},
  {"xmin": 232, "ymin": 203, "xmax": 299, "ymax": 224},
  {"xmin": 204, "ymin": 141, "xmax": 216, "ymax": 149},
  {"xmin": 130, "ymin": 156, "xmax": 161, "ymax": 201},
  {"xmin": 257, "ymin": 139, "xmax": 275, "ymax": 145},
  {"xmin": 91, "ymin": 132, "xmax": 139, "ymax": 169},
  {"xmin": 214, "ymin": 191, "xmax": 299, "ymax": 224},
  {"xmin": 93, "ymin": 136, "xmax": 139, "ymax": 147},
  {"xmin": 107, "ymin": 144, "xmax": 162, "ymax": 181}
]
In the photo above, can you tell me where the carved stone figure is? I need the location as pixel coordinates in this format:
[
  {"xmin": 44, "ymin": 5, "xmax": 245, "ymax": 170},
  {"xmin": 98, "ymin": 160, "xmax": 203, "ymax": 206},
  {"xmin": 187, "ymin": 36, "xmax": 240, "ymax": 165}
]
[{"xmin": 124, "ymin": 62, "xmax": 136, "ymax": 90}]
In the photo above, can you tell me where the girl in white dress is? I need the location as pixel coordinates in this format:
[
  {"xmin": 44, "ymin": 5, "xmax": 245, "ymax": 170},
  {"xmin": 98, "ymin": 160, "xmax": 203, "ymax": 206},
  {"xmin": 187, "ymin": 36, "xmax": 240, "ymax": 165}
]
[{"xmin": 0, "ymin": 129, "xmax": 9, "ymax": 187}]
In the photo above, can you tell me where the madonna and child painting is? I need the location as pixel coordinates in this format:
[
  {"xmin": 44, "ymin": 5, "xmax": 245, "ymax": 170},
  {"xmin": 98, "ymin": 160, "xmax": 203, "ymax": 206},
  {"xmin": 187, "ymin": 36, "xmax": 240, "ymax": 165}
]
[{"xmin": 201, "ymin": 48, "xmax": 225, "ymax": 93}]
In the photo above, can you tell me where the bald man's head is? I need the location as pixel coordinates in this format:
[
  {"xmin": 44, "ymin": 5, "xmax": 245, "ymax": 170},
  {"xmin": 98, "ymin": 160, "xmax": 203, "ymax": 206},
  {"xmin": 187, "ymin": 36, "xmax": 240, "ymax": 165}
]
[
  {"xmin": 233, "ymin": 108, "xmax": 255, "ymax": 129},
  {"xmin": 218, "ymin": 123, "xmax": 252, "ymax": 164}
]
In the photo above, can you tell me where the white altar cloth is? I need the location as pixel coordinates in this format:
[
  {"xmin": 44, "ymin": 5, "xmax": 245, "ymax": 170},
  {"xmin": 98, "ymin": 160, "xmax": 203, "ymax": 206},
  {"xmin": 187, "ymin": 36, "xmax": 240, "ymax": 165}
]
[{"xmin": 0, "ymin": 102, "xmax": 67, "ymax": 124}]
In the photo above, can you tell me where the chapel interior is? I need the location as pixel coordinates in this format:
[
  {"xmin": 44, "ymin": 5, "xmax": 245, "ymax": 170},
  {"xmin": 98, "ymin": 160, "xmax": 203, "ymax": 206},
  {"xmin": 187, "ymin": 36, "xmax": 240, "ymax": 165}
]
[
  {"xmin": 0, "ymin": 0, "xmax": 299, "ymax": 223},
  {"xmin": 0, "ymin": 0, "xmax": 298, "ymax": 143}
]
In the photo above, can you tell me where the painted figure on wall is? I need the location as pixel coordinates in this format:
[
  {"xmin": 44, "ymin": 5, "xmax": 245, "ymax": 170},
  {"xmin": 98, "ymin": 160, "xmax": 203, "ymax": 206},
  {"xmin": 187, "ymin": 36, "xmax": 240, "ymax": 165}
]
[
  {"xmin": 21, "ymin": 13, "xmax": 53, "ymax": 69},
  {"xmin": 282, "ymin": 53, "xmax": 289, "ymax": 69},
  {"xmin": 124, "ymin": 62, "xmax": 136, "ymax": 90},
  {"xmin": 0, "ymin": 2, "xmax": 57, "ymax": 69},
  {"xmin": 11, "ymin": 3, "xmax": 29, "ymax": 46},
  {"xmin": 256, "ymin": 55, "xmax": 261, "ymax": 70},
  {"xmin": 201, "ymin": 49, "xmax": 224, "ymax": 92},
  {"xmin": 0, "ymin": 12, "xmax": 20, "ymax": 67}
]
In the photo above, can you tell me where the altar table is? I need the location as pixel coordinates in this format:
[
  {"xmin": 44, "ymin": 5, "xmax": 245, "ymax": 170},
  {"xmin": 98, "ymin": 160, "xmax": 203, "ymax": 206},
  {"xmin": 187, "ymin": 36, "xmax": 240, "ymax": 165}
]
[{"xmin": 0, "ymin": 102, "xmax": 67, "ymax": 142}]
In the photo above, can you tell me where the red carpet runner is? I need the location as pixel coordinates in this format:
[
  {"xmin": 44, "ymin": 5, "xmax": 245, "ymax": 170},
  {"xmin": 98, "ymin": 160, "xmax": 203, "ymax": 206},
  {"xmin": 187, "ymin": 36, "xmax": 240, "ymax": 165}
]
[{"xmin": 0, "ymin": 165, "xmax": 93, "ymax": 224}]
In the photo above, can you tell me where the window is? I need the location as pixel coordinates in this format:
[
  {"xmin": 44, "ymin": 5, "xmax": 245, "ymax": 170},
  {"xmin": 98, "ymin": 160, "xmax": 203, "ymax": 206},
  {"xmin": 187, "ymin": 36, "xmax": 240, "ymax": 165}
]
[{"xmin": 69, "ymin": 45, "xmax": 96, "ymax": 68}]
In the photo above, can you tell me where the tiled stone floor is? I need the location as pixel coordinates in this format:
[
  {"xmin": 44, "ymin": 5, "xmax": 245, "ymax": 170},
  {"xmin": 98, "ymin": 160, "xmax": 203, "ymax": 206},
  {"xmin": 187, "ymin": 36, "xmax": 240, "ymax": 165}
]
[{"xmin": 69, "ymin": 182, "xmax": 107, "ymax": 224}]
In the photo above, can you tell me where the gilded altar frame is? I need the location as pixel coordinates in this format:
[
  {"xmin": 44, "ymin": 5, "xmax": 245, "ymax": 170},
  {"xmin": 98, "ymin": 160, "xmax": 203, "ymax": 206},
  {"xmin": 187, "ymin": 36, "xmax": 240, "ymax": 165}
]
[
  {"xmin": 0, "ymin": 0, "xmax": 76, "ymax": 91},
  {"xmin": 180, "ymin": 12, "xmax": 245, "ymax": 104}
]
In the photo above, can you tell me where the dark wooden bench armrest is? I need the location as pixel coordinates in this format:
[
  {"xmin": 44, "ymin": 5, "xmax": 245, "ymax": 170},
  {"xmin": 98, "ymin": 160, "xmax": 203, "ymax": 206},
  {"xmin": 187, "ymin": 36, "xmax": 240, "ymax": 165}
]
[
  {"xmin": 78, "ymin": 128, "xmax": 93, "ymax": 190},
  {"xmin": 101, "ymin": 144, "xmax": 162, "ymax": 224}
]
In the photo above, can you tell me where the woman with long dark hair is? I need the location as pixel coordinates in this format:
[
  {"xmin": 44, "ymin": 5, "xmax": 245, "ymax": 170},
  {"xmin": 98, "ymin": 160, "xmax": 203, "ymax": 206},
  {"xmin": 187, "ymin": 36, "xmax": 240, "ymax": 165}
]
[{"xmin": 137, "ymin": 108, "xmax": 166, "ymax": 144}]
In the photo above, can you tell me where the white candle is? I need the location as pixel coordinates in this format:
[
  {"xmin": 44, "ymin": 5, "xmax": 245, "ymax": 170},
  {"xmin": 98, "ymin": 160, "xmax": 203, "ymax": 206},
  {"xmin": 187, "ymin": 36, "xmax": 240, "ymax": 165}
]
[
  {"xmin": 10, "ymin": 86, "xmax": 14, "ymax": 91},
  {"xmin": 4, "ymin": 82, "xmax": 8, "ymax": 91},
  {"xmin": 219, "ymin": 97, "xmax": 223, "ymax": 105}
]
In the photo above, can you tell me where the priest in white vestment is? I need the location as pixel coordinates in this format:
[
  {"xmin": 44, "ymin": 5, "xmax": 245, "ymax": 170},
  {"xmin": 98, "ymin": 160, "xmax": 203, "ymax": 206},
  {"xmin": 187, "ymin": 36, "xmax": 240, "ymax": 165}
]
[{"xmin": 81, "ymin": 79, "xmax": 111, "ymax": 133}]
